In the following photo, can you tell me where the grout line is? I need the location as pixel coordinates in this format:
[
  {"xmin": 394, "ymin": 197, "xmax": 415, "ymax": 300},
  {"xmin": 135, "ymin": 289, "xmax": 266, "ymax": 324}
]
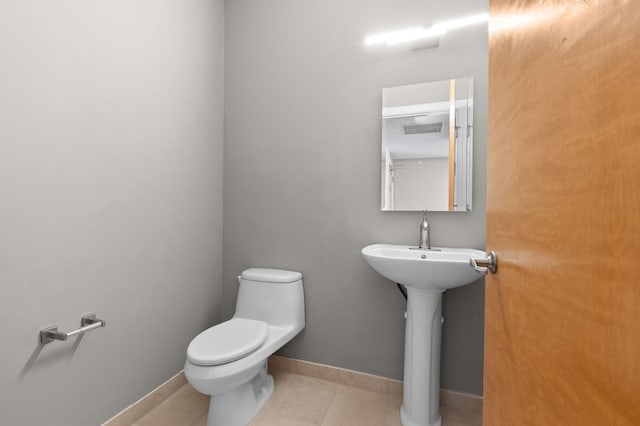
[{"xmin": 317, "ymin": 385, "xmax": 338, "ymax": 426}]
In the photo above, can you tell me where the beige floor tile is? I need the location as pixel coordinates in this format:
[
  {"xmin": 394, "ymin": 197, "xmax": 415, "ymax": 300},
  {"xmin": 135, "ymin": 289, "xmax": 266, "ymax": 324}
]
[
  {"xmin": 131, "ymin": 371, "xmax": 482, "ymax": 426},
  {"xmin": 250, "ymin": 372, "xmax": 294, "ymax": 424},
  {"xmin": 131, "ymin": 372, "xmax": 189, "ymax": 421},
  {"xmin": 189, "ymin": 410, "xmax": 209, "ymax": 426},
  {"xmin": 384, "ymin": 393, "xmax": 403, "ymax": 426},
  {"xmin": 321, "ymin": 385, "xmax": 387, "ymax": 426},
  {"xmin": 257, "ymin": 373, "xmax": 337, "ymax": 425},
  {"xmin": 442, "ymin": 406, "xmax": 482, "ymax": 426},
  {"xmin": 253, "ymin": 420, "xmax": 319, "ymax": 426},
  {"xmin": 334, "ymin": 383, "xmax": 388, "ymax": 404},
  {"xmin": 172, "ymin": 384, "xmax": 210, "ymax": 412},
  {"xmin": 384, "ymin": 404, "xmax": 402, "ymax": 426},
  {"xmin": 134, "ymin": 384, "xmax": 209, "ymax": 426},
  {"xmin": 249, "ymin": 409, "xmax": 273, "ymax": 425},
  {"xmin": 250, "ymin": 393, "xmax": 281, "ymax": 425},
  {"xmin": 387, "ymin": 392, "xmax": 403, "ymax": 408}
]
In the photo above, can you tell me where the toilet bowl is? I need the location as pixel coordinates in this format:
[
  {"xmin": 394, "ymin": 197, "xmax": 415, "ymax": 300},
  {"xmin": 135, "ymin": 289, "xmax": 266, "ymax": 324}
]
[{"xmin": 184, "ymin": 268, "xmax": 305, "ymax": 426}]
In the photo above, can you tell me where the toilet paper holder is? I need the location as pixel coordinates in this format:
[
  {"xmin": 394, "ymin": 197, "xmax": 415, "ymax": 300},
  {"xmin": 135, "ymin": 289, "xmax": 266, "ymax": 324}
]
[{"xmin": 40, "ymin": 313, "xmax": 106, "ymax": 344}]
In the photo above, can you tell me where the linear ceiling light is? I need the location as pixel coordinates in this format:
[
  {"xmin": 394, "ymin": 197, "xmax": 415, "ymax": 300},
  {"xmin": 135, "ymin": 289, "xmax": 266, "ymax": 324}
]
[
  {"xmin": 365, "ymin": 27, "xmax": 445, "ymax": 46},
  {"xmin": 364, "ymin": 13, "xmax": 489, "ymax": 46}
]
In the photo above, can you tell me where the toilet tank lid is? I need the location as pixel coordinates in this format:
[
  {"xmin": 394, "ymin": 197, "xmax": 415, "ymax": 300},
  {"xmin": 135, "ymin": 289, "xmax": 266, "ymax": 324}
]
[{"xmin": 242, "ymin": 268, "xmax": 302, "ymax": 283}]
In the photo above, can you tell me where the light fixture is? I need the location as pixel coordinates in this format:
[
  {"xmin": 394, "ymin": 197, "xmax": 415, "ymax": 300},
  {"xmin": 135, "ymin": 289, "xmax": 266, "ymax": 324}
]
[
  {"xmin": 365, "ymin": 27, "xmax": 445, "ymax": 46},
  {"xmin": 364, "ymin": 13, "xmax": 489, "ymax": 46},
  {"xmin": 432, "ymin": 13, "xmax": 490, "ymax": 32}
]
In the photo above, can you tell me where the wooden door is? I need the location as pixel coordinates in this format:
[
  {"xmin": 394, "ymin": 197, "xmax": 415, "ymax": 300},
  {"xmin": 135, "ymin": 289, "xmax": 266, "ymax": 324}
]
[{"xmin": 484, "ymin": 1, "xmax": 640, "ymax": 424}]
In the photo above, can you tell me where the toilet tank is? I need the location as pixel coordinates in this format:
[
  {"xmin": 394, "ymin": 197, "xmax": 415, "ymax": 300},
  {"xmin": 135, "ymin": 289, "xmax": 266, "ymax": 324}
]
[{"xmin": 234, "ymin": 268, "xmax": 305, "ymax": 330}]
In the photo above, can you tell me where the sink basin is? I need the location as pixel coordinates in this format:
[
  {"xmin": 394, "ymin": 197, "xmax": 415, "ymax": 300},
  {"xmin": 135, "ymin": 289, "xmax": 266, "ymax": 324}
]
[
  {"xmin": 361, "ymin": 243, "xmax": 487, "ymax": 426},
  {"xmin": 361, "ymin": 244, "xmax": 486, "ymax": 291}
]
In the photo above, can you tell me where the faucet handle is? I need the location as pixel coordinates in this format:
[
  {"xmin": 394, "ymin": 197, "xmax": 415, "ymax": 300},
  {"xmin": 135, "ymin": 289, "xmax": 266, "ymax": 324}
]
[{"xmin": 419, "ymin": 210, "xmax": 431, "ymax": 249}]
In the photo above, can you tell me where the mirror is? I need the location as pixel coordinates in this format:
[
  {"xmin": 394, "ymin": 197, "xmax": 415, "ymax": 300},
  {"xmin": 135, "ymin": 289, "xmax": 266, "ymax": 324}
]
[{"xmin": 381, "ymin": 78, "xmax": 474, "ymax": 212}]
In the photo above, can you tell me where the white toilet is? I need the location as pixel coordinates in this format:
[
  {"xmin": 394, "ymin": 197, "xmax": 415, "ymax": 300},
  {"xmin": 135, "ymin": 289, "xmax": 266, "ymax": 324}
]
[{"xmin": 184, "ymin": 268, "xmax": 305, "ymax": 426}]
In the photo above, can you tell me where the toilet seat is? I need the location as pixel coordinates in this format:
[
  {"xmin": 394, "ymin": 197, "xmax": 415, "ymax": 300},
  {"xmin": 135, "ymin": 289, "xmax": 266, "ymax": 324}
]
[{"xmin": 187, "ymin": 318, "xmax": 268, "ymax": 366}]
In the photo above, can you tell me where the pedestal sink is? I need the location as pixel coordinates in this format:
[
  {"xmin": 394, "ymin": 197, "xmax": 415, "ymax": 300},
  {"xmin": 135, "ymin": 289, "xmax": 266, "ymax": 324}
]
[{"xmin": 362, "ymin": 244, "xmax": 486, "ymax": 426}]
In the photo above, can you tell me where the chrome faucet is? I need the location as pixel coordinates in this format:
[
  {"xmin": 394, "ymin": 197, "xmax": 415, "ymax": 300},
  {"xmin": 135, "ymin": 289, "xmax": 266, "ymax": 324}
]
[{"xmin": 419, "ymin": 210, "xmax": 430, "ymax": 249}]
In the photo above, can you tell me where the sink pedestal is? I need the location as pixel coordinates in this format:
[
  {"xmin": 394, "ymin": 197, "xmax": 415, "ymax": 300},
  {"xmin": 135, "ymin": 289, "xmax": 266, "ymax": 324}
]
[
  {"xmin": 401, "ymin": 288, "xmax": 443, "ymax": 426},
  {"xmin": 360, "ymin": 244, "xmax": 487, "ymax": 426}
]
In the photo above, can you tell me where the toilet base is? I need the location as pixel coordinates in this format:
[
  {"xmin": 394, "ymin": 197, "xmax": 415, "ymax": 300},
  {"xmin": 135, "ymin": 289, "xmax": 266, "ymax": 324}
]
[{"xmin": 206, "ymin": 364, "xmax": 274, "ymax": 426}]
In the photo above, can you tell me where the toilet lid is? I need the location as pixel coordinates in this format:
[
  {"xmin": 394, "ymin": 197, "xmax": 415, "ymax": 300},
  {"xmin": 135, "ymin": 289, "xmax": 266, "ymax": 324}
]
[{"xmin": 187, "ymin": 318, "xmax": 268, "ymax": 366}]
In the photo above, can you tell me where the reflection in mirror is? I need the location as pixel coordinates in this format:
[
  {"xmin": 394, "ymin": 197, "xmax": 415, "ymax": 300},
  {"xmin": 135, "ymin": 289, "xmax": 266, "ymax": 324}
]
[{"xmin": 381, "ymin": 78, "xmax": 474, "ymax": 212}]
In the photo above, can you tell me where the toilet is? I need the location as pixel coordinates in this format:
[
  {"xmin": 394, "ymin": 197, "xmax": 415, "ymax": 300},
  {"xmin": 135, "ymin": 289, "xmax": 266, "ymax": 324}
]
[{"xmin": 184, "ymin": 268, "xmax": 305, "ymax": 426}]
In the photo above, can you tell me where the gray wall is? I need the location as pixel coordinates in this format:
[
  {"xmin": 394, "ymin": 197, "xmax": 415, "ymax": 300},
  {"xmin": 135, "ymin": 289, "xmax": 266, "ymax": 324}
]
[
  {"xmin": 0, "ymin": 1, "xmax": 224, "ymax": 424},
  {"xmin": 224, "ymin": 0, "xmax": 487, "ymax": 395}
]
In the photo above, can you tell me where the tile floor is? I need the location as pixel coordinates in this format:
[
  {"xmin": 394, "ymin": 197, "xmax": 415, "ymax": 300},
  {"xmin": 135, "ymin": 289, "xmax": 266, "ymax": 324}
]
[{"xmin": 132, "ymin": 370, "xmax": 482, "ymax": 426}]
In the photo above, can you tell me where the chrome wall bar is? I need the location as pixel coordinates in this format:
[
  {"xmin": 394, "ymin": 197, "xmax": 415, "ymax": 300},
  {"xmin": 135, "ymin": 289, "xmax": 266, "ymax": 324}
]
[{"xmin": 40, "ymin": 313, "xmax": 106, "ymax": 344}]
